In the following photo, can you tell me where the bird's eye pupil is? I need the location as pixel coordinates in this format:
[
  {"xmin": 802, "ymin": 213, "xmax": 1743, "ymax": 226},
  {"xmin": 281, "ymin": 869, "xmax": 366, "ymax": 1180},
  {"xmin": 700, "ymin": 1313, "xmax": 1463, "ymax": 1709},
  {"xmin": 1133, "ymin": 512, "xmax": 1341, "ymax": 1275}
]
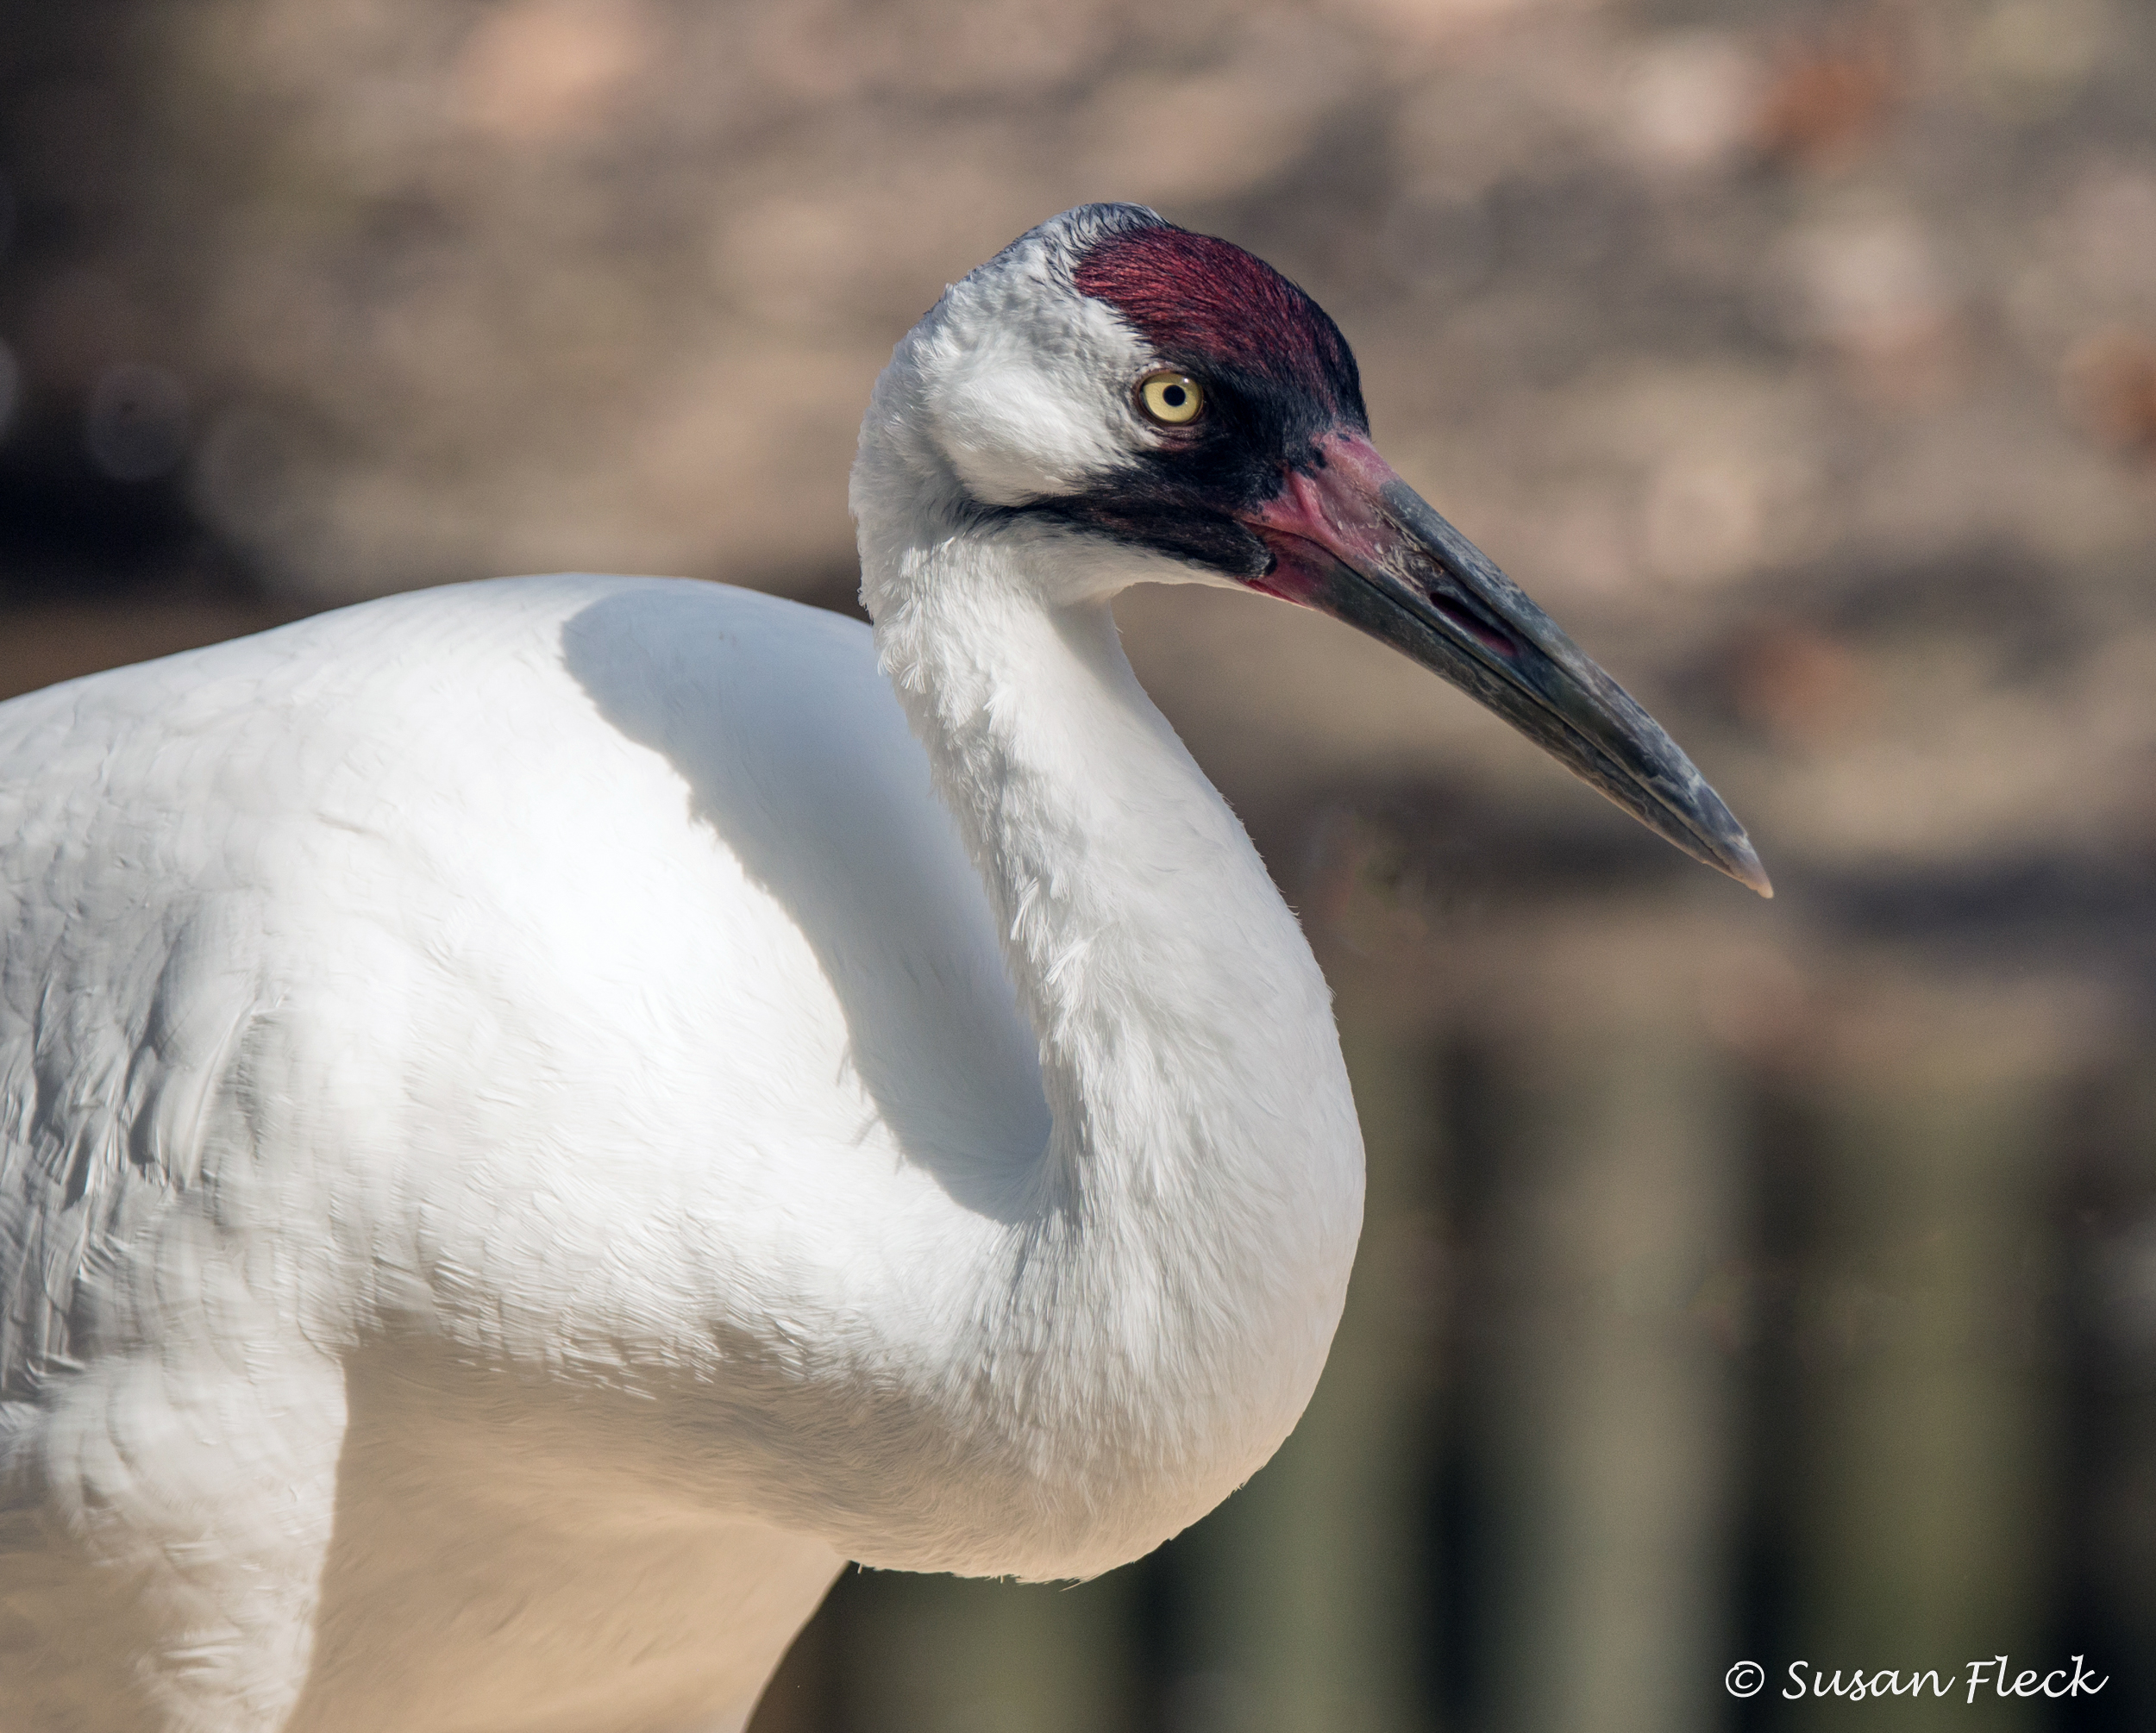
[{"xmin": 1163, "ymin": 385, "xmax": 1185, "ymax": 407}]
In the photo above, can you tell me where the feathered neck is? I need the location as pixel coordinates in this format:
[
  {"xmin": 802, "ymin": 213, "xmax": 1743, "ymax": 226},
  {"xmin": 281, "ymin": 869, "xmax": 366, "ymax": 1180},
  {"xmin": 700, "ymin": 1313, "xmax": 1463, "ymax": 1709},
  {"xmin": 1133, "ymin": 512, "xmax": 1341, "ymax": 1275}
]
[{"xmin": 844, "ymin": 491, "xmax": 1366, "ymax": 1576}]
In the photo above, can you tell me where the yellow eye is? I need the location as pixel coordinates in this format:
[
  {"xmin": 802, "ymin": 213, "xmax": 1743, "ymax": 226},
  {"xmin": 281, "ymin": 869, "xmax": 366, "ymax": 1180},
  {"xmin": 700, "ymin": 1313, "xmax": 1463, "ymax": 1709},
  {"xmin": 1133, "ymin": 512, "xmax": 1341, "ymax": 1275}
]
[{"xmin": 1138, "ymin": 372, "xmax": 1205, "ymax": 426}]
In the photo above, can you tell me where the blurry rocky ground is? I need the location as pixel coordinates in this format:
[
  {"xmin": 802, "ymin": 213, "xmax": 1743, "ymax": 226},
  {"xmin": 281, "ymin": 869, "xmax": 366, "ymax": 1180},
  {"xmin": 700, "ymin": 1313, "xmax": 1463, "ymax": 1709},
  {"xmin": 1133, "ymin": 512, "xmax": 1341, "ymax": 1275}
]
[{"xmin": 3, "ymin": 0, "xmax": 2155, "ymax": 1729}]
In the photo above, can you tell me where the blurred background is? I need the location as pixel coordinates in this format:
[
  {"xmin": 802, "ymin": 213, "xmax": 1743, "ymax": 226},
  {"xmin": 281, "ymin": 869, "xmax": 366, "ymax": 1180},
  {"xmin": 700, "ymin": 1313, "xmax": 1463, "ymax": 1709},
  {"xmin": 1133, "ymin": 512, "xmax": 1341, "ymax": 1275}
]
[{"xmin": 2, "ymin": 0, "xmax": 2153, "ymax": 1725}]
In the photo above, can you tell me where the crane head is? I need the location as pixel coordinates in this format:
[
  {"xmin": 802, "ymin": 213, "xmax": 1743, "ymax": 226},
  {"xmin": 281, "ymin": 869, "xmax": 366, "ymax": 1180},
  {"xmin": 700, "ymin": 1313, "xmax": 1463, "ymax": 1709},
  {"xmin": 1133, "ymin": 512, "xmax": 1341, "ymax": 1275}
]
[{"xmin": 855, "ymin": 203, "xmax": 1770, "ymax": 898}]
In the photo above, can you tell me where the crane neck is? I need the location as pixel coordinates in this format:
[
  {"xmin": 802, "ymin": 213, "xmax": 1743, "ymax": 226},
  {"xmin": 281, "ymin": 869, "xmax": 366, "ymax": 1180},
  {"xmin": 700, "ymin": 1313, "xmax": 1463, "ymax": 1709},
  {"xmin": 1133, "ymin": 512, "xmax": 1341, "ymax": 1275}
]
[
  {"xmin": 870, "ymin": 529, "xmax": 1347, "ymax": 1191},
  {"xmin": 856, "ymin": 517, "xmax": 1366, "ymax": 1570}
]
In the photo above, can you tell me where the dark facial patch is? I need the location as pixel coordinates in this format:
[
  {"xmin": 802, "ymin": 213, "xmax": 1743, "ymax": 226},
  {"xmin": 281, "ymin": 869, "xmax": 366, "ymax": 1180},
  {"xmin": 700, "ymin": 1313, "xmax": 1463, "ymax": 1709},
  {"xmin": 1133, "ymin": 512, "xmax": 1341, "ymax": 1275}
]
[{"xmin": 1010, "ymin": 219, "xmax": 1371, "ymax": 582}]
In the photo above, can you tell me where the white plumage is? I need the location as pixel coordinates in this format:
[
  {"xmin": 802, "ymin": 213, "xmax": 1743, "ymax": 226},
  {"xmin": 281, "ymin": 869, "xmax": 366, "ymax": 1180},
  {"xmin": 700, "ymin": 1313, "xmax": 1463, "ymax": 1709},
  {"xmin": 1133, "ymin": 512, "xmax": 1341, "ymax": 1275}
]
[{"xmin": 0, "ymin": 204, "xmax": 1758, "ymax": 1731}]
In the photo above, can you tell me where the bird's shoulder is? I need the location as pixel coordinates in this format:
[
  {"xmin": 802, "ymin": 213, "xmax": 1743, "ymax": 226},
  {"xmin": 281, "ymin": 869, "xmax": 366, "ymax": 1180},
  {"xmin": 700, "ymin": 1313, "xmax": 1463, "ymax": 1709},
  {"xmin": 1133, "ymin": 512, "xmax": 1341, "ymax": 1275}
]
[
  {"xmin": 0, "ymin": 573, "xmax": 874, "ymax": 766},
  {"xmin": 0, "ymin": 575, "xmax": 896, "ymax": 880}
]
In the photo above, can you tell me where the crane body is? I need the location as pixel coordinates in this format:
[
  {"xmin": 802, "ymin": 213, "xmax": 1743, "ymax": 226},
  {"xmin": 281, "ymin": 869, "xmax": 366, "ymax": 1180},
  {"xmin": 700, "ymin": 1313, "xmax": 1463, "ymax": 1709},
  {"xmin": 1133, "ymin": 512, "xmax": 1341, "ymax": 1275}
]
[
  {"xmin": 1, "ymin": 573, "xmax": 1357, "ymax": 1730},
  {"xmin": 0, "ymin": 204, "xmax": 1761, "ymax": 1731}
]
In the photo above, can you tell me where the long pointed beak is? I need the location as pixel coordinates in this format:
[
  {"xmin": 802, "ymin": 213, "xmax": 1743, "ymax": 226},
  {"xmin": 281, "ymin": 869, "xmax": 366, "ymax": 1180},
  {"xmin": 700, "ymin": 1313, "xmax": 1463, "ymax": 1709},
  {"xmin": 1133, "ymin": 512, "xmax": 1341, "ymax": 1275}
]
[{"xmin": 1241, "ymin": 433, "xmax": 1771, "ymax": 897}]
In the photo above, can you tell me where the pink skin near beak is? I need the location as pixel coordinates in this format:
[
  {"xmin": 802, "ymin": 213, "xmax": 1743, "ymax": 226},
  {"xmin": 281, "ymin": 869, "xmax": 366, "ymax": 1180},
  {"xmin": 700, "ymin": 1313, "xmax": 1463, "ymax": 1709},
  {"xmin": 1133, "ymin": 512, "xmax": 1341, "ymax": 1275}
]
[
  {"xmin": 1240, "ymin": 432, "xmax": 1403, "ymax": 604},
  {"xmin": 1240, "ymin": 432, "xmax": 1522, "ymax": 660}
]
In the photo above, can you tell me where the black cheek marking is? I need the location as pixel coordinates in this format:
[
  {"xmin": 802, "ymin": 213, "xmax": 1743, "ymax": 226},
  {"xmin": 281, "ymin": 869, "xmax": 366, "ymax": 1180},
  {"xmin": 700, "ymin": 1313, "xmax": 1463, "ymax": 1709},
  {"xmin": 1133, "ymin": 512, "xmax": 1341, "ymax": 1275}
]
[{"xmin": 1013, "ymin": 487, "xmax": 1272, "ymax": 580}]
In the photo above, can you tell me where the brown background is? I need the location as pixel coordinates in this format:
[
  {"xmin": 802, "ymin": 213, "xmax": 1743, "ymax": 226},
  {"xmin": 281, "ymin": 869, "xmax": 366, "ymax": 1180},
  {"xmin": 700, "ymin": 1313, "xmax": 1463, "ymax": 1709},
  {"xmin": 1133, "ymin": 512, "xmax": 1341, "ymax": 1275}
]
[{"xmin": 3, "ymin": 0, "xmax": 2153, "ymax": 1727}]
